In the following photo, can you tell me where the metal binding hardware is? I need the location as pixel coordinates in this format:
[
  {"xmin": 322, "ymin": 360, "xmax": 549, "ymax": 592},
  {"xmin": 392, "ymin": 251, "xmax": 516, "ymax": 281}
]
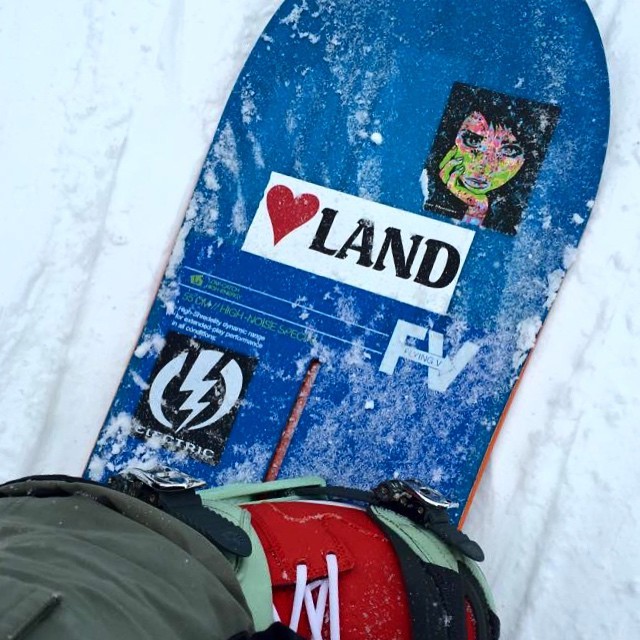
[
  {"xmin": 374, "ymin": 479, "xmax": 454, "ymax": 515},
  {"xmin": 109, "ymin": 466, "xmax": 252, "ymax": 558},
  {"xmin": 372, "ymin": 479, "xmax": 484, "ymax": 562},
  {"xmin": 289, "ymin": 478, "xmax": 483, "ymax": 560},
  {"xmin": 125, "ymin": 466, "xmax": 207, "ymax": 492}
]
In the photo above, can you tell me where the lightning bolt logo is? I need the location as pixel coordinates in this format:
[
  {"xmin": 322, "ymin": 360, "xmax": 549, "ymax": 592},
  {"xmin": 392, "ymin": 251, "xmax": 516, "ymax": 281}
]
[
  {"xmin": 176, "ymin": 350, "xmax": 224, "ymax": 431},
  {"xmin": 148, "ymin": 349, "xmax": 245, "ymax": 433}
]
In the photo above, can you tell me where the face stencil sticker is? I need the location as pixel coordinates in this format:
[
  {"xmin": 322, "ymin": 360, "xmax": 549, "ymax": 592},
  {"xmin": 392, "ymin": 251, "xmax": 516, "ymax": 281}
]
[{"xmin": 422, "ymin": 83, "xmax": 561, "ymax": 235}]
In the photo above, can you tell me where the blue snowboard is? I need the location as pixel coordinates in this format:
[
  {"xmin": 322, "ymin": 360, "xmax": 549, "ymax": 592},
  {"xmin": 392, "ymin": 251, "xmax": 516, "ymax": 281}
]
[{"xmin": 86, "ymin": 0, "xmax": 609, "ymax": 524}]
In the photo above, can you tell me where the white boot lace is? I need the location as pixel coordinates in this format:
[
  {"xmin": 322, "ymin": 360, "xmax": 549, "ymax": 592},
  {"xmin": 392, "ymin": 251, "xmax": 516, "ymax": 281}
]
[{"xmin": 272, "ymin": 553, "xmax": 341, "ymax": 640}]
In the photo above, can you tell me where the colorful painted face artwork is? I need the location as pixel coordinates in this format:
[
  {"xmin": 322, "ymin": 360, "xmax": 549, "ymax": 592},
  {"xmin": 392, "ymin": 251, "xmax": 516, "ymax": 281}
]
[
  {"xmin": 423, "ymin": 83, "xmax": 561, "ymax": 235},
  {"xmin": 438, "ymin": 112, "xmax": 525, "ymax": 226}
]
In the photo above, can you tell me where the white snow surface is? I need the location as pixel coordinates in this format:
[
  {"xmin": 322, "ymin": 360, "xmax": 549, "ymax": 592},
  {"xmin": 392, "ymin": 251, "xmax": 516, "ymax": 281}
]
[{"xmin": 0, "ymin": 1, "xmax": 638, "ymax": 637}]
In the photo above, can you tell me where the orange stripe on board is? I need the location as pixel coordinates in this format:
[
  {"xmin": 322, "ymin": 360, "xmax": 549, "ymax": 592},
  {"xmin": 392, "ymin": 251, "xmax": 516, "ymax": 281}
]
[
  {"xmin": 458, "ymin": 355, "xmax": 532, "ymax": 529},
  {"xmin": 264, "ymin": 359, "xmax": 322, "ymax": 481}
]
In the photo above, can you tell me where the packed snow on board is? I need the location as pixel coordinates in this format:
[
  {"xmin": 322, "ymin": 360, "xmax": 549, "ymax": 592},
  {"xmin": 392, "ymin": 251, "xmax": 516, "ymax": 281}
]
[{"xmin": 0, "ymin": 1, "xmax": 639, "ymax": 637}]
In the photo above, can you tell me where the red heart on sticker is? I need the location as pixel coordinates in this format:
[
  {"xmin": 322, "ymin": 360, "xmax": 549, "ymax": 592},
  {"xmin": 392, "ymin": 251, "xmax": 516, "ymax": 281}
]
[{"xmin": 266, "ymin": 185, "xmax": 320, "ymax": 245}]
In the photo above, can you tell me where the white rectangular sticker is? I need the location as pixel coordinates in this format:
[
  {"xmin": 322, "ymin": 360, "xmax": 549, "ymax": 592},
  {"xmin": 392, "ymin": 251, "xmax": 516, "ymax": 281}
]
[{"xmin": 242, "ymin": 172, "xmax": 475, "ymax": 315}]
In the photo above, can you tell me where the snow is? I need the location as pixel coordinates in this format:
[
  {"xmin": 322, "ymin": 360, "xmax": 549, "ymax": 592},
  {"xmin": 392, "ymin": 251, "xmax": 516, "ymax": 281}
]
[{"xmin": 0, "ymin": 0, "xmax": 638, "ymax": 637}]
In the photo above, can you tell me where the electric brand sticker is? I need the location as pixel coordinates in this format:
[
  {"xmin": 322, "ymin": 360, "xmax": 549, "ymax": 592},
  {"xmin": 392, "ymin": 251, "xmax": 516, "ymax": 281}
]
[
  {"xmin": 422, "ymin": 82, "xmax": 561, "ymax": 235},
  {"xmin": 242, "ymin": 172, "xmax": 476, "ymax": 315},
  {"xmin": 134, "ymin": 332, "xmax": 257, "ymax": 464}
]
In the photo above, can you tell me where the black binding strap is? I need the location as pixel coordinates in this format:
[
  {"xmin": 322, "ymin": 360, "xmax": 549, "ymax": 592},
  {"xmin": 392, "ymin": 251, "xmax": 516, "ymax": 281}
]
[
  {"xmin": 458, "ymin": 563, "xmax": 501, "ymax": 640},
  {"xmin": 374, "ymin": 517, "xmax": 467, "ymax": 640},
  {"xmin": 153, "ymin": 489, "xmax": 252, "ymax": 557},
  {"xmin": 108, "ymin": 474, "xmax": 252, "ymax": 558},
  {"xmin": 373, "ymin": 515, "xmax": 500, "ymax": 640},
  {"xmin": 290, "ymin": 484, "xmax": 484, "ymax": 562}
]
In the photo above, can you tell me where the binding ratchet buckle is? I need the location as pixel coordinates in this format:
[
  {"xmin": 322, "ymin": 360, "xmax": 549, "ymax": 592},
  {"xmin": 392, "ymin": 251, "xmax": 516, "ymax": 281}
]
[
  {"xmin": 109, "ymin": 465, "xmax": 251, "ymax": 557},
  {"xmin": 113, "ymin": 466, "xmax": 207, "ymax": 496},
  {"xmin": 373, "ymin": 478, "xmax": 454, "ymax": 520},
  {"xmin": 373, "ymin": 479, "xmax": 458, "ymax": 517},
  {"xmin": 372, "ymin": 479, "xmax": 484, "ymax": 562}
]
